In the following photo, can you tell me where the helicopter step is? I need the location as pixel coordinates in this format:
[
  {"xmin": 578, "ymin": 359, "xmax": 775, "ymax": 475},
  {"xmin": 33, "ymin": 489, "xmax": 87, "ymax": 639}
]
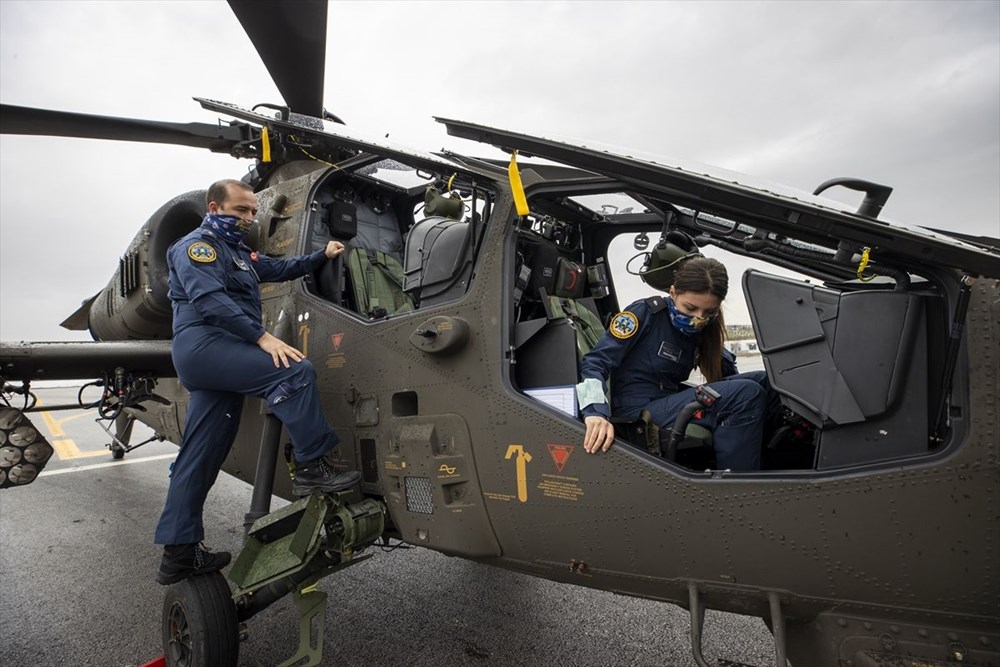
[
  {"xmin": 687, "ymin": 583, "xmax": 788, "ymax": 667},
  {"xmin": 159, "ymin": 490, "xmax": 385, "ymax": 667}
]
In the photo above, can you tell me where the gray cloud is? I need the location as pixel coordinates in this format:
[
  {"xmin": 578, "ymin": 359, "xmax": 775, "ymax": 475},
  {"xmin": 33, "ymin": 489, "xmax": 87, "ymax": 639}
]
[{"xmin": 1, "ymin": 0, "xmax": 997, "ymax": 340}]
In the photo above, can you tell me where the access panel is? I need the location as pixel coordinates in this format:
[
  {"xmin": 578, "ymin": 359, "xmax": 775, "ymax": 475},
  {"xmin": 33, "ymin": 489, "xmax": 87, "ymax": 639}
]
[{"xmin": 380, "ymin": 414, "xmax": 501, "ymax": 557}]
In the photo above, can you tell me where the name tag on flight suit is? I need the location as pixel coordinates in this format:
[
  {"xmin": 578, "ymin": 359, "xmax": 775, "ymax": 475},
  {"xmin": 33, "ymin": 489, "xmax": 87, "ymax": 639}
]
[{"xmin": 657, "ymin": 341, "xmax": 681, "ymax": 362}]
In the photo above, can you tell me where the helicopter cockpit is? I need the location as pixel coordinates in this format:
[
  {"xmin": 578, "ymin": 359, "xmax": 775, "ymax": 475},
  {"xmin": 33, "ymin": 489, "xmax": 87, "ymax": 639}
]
[
  {"xmin": 245, "ymin": 98, "xmax": 967, "ymax": 478},
  {"xmin": 508, "ymin": 182, "xmax": 954, "ymax": 476},
  {"xmin": 302, "ymin": 160, "xmax": 494, "ymax": 319}
]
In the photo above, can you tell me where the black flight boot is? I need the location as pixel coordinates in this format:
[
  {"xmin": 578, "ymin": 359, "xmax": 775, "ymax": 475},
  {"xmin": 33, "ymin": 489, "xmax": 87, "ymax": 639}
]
[
  {"xmin": 156, "ymin": 543, "xmax": 231, "ymax": 586},
  {"xmin": 292, "ymin": 455, "xmax": 361, "ymax": 497}
]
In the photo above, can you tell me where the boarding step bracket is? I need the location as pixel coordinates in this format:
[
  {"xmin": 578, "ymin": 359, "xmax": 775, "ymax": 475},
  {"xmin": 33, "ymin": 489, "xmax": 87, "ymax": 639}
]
[{"xmin": 687, "ymin": 582, "xmax": 787, "ymax": 667}]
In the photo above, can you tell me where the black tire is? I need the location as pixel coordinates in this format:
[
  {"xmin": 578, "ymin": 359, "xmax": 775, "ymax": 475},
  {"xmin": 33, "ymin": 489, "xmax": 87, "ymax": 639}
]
[
  {"xmin": 162, "ymin": 573, "xmax": 239, "ymax": 667},
  {"xmin": 110, "ymin": 445, "xmax": 125, "ymax": 460}
]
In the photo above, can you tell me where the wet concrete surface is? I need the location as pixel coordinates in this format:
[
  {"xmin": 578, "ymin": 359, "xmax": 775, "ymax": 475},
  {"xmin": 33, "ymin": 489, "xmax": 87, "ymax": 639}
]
[{"xmin": 0, "ymin": 386, "xmax": 777, "ymax": 666}]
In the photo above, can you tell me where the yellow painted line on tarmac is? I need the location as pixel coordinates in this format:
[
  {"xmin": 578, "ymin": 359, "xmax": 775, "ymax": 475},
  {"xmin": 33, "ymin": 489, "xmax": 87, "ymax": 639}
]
[
  {"xmin": 76, "ymin": 449, "xmax": 114, "ymax": 458},
  {"xmin": 34, "ymin": 399, "xmax": 111, "ymax": 460},
  {"xmin": 50, "ymin": 438, "xmax": 82, "ymax": 459},
  {"xmin": 50, "ymin": 439, "xmax": 109, "ymax": 459},
  {"xmin": 54, "ymin": 412, "xmax": 89, "ymax": 426},
  {"xmin": 35, "ymin": 401, "xmax": 68, "ymax": 438},
  {"xmin": 38, "ymin": 453, "xmax": 176, "ymax": 477}
]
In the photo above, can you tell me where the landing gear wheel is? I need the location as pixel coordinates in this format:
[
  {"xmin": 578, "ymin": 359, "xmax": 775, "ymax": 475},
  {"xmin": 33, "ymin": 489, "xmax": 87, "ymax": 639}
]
[
  {"xmin": 110, "ymin": 444, "xmax": 125, "ymax": 460},
  {"xmin": 162, "ymin": 573, "xmax": 239, "ymax": 667}
]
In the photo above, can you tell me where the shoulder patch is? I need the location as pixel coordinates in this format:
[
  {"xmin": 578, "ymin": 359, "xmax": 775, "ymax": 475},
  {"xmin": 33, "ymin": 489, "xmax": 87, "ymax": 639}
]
[
  {"xmin": 645, "ymin": 296, "xmax": 668, "ymax": 313},
  {"xmin": 187, "ymin": 241, "xmax": 217, "ymax": 263},
  {"xmin": 610, "ymin": 311, "xmax": 639, "ymax": 339}
]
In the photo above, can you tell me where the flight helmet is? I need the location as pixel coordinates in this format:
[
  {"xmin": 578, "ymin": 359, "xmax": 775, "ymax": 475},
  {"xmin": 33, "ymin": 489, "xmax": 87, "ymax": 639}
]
[{"xmin": 637, "ymin": 231, "xmax": 702, "ymax": 290}]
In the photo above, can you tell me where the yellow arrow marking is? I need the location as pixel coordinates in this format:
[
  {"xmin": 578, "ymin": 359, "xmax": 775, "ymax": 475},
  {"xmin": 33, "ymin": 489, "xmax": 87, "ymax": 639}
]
[
  {"xmin": 504, "ymin": 444, "xmax": 532, "ymax": 503},
  {"xmin": 299, "ymin": 323, "xmax": 311, "ymax": 357}
]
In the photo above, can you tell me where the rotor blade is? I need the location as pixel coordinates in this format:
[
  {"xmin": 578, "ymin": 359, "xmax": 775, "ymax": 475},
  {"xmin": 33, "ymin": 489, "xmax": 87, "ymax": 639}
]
[
  {"xmin": 0, "ymin": 104, "xmax": 244, "ymax": 152},
  {"xmin": 228, "ymin": 0, "xmax": 327, "ymax": 117}
]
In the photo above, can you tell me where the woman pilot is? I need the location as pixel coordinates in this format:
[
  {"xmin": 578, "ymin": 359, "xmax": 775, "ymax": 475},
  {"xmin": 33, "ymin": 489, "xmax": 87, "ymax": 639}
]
[{"xmin": 578, "ymin": 255, "xmax": 775, "ymax": 470}]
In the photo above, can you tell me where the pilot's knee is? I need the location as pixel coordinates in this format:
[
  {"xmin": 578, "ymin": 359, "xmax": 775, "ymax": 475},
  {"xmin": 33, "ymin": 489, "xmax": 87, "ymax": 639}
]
[
  {"xmin": 276, "ymin": 357, "xmax": 316, "ymax": 386},
  {"xmin": 295, "ymin": 358, "xmax": 317, "ymax": 381},
  {"xmin": 740, "ymin": 370, "xmax": 768, "ymax": 387},
  {"xmin": 721, "ymin": 378, "xmax": 766, "ymax": 402},
  {"xmin": 717, "ymin": 379, "xmax": 768, "ymax": 416}
]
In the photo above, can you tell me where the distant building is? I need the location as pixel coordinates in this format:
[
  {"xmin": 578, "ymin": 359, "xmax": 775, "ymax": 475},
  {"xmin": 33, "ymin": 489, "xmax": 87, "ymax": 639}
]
[
  {"xmin": 726, "ymin": 338, "xmax": 759, "ymax": 355},
  {"xmin": 725, "ymin": 324, "xmax": 756, "ymax": 340}
]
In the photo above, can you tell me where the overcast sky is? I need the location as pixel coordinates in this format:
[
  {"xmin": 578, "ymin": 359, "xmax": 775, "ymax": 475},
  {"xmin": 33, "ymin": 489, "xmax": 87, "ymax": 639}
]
[{"xmin": 1, "ymin": 0, "xmax": 997, "ymax": 341}]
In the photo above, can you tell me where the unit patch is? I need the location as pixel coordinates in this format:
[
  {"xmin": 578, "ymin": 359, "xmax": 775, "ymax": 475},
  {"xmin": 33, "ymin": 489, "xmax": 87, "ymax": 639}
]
[
  {"xmin": 187, "ymin": 242, "xmax": 217, "ymax": 263},
  {"xmin": 610, "ymin": 311, "xmax": 639, "ymax": 339}
]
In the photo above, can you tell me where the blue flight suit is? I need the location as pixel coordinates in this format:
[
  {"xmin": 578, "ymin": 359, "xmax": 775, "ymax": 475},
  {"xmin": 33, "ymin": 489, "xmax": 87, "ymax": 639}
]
[
  {"xmin": 154, "ymin": 223, "xmax": 333, "ymax": 545},
  {"xmin": 579, "ymin": 296, "xmax": 773, "ymax": 471}
]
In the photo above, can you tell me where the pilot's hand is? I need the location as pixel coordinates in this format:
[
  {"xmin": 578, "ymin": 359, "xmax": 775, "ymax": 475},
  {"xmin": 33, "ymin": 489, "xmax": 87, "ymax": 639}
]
[
  {"xmin": 257, "ymin": 331, "xmax": 305, "ymax": 368},
  {"xmin": 324, "ymin": 241, "xmax": 346, "ymax": 259},
  {"xmin": 583, "ymin": 415, "xmax": 615, "ymax": 454}
]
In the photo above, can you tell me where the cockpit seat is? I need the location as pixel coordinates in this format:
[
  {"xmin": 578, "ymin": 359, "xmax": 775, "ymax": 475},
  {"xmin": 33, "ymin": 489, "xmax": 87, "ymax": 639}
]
[
  {"xmin": 402, "ymin": 216, "xmax": 474, "ymax": 308},
  {"xmin": 545, "ymin": 295, "xmax": 604, "ymax": 360},
  {"xmin": 310, "ymin": 192, "xmax": 415, "ymax": 318},
  {"xmin": 312, "ymin": 199, "xmax": 358, "ymax": 308},
  {"xmin": 610, "ymin": 410, "xmax": 715, "ymax": 467},
  {"xmin": 346, "ymin": 248, "xmax": 414, "ymax": 318}
]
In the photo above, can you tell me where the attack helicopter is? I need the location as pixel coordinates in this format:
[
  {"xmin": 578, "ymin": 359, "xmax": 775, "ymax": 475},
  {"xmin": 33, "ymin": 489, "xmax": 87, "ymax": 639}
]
[{"xmin": 2, "ymin": 1, "xmax": 1000, "ymax": 666}]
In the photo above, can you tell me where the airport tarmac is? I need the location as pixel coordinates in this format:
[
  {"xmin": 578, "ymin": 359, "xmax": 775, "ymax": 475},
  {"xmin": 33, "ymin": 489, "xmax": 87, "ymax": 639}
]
[{"xmin": 1, "ymin": 386, "xmax": 777, "ymax": 666}]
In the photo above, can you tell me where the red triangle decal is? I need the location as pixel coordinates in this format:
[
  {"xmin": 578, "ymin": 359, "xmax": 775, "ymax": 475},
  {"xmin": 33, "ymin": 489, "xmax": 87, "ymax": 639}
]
[{"xmin": 547, "ymin": 444, "xmax": 574, "ymax": 475}]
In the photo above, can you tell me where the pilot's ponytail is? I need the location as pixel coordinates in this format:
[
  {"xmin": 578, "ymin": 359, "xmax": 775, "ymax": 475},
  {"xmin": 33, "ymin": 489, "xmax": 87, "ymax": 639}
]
[
  {"xmin": 698, "ymin": 310, "xmax": 726, "ymax": 383},
  {"xmin": 672, "ymin": 257, "xmax": 728, "ymax": 382}
]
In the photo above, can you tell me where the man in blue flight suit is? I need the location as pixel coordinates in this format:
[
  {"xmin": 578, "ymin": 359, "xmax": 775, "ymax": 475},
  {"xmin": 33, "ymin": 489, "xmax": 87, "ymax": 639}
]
[
  {"xmin": 577, "ymin": 257, "xmax": 776, "ymax": 470},
  {"xmin": 155, "ymin": 179, "xmax": 360, "ymax": 585}
]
